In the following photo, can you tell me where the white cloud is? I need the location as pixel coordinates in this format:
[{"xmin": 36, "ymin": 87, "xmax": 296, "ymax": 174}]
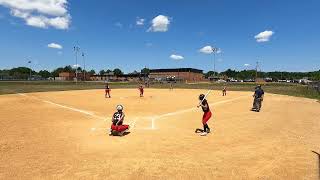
[
  {"xmin": 170, "ymin": 54, "xmax": 184, "ymax": 60},
  {"xmin": 26, "ymin": 16, "xmax": 47, "ymax": 28},
  {"xmin": 48, "ymin": 43, "xmax": 62, "ymax": 49},
  {"xmin": 0, "ymin": 0, "xmax": 71, "ymax": 29},
  {"xmin": 244, "ymin": 64, "xmax": 250, "ymax": 67},
  {"xmin": 148, "ymin": 15, "xmax": 170, "ymax": 32},
  {"xmin": 254, "ymin": 30, "xmax": 274, "ymax": 42},
  {"xmin": 114, "ymin": 22, "xmax": 123, "ymax": 28},
  {"xmin": 136, "ymin": 18, "xmax": 145, "ymax": 25},
  {"xmin": 11, "ymin": 9, "xmax": 29, "ymax": 18},
  {"xmin": 199, "ymin": 46, "xmax": 220, "ymax": 54},
  {"xmin": 48, "ymin": 15, "xmax": 70, "ymax": 29},
  {"xmin": 73, "ymin": 64, "xmax": 80, "ymax": 68}
]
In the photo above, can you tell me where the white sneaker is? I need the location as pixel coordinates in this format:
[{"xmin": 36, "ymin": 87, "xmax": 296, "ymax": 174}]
[{"xmin": 200, "ymin": 132, "xmax": 208, "ymax": 136}]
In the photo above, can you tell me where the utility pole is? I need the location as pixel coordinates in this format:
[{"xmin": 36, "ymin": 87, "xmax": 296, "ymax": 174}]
[{"xmin": 73, "ymin": 46, "xmax": 80, "ymax": 84}]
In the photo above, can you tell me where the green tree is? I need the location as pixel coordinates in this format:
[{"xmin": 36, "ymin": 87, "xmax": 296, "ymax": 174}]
[
  {"xmin": 88, "ymin": 69, "xmax": 96, "ymax": 75},
  {"xmin": 38, "ymin": 70, "xmax": 51, "ymax": 78},
  {"xmin": 106, "ymin": 69, "xmax": 113, "ymax": 73},
  {"xmin": 204, "ymin": 71, "xmax": 218, "ymax": 78},
  {"xmin": 99, "ymin": 70, "xmax": 105, "ymax": 75},
  {"xmin": 113, "ymin": 68, "xmax": 123, "ymax": 76},
  {"xmin": 221, "ymin": 69, "xmax": 237, "ymax": 78},
  {"xmin": 63, "ymin": 65, "xmax": 73, "ymax": 72},
  {"xmin": 141, "ymin": 67, "xmax": 150, "ymax": 75},
  {"xmin": 51, "ymin": 67, "xmax": 65, "ymax": 77},
  {"xmin": 9, "ymin": 67, "xmax": 34, "ymax": 79}
]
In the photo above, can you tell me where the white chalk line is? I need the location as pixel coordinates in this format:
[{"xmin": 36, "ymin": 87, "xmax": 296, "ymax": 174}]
[
  {"xmin": 18, "ymin": 93, "xmax": 247, "ymax": 131},
  {"xmin": 151, "ymin": 96, "xmax": 248, "ymax": 129},
  {"xmin": 18, "ymin": 93, "xmax": 101, "ymax": 118},
  {"xmin": 17, "ymin": 93, "xmax": 152, "ymax": 131}
]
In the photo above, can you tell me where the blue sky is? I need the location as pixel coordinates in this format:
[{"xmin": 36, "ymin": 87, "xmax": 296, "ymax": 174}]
[{"xmin": 0, "ymin": 0, "xmax": 319, "ymax": 73}]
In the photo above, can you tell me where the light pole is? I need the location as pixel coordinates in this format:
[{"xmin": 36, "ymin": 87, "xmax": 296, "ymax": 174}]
[
  {"xmin": 211, "ymin": 47, "xmax": 219, "ymax": 78},
  {"xmin": 27, "ymin": 60, "xmax": 32, "ymax": 80},
  {"xmin": 73, "ymin": 46, "xmax": 80, "ymax": 84},
  {"xmin": 82, "ymin": 52, "xmax": 85, "ymax": 81},
  {"xmin": 255, "ymin": 61, "xmax": 259, "ymax": 80}
]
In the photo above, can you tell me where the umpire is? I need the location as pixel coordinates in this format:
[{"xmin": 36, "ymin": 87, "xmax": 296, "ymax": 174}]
[{"xmin": 252, "ymin": 85, "xmax": 264, "ymax": 112}]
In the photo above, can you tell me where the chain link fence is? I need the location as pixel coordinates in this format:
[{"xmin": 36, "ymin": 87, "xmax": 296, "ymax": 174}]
[{"xmin": 309, "ymin": 81, "xmax": 320, "ymax": 93}]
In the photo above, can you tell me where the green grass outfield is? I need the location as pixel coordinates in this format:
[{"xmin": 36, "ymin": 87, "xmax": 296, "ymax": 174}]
[{"xmin": 0, "ymin": 81, "xmax": 319, "ymax": 100}]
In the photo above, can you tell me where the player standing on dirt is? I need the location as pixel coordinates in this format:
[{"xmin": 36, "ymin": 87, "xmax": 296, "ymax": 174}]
[
  {"xmin": 109, "ymin": 105, "xmax": 130, "ymax": 136},
  {"xmin": 105, "ymin": 83, "xmax": 111, "ymax": 98},
  {"xmin": 251, "ymin": 85, "xmax": 264, "ymax": 112},
  {"xmin": 139, "ymin": 84, "xmax": 144, "ymax": 97},
  {"xmin": 197, "ymin": 94, "xmax": 212, "ymax": 136},
  {"xmin": 222, "ymin": 86, "xmax": 227, "ymax": 96}
]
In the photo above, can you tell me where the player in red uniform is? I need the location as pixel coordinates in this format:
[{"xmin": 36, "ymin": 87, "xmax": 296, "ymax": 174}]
[
  {"xmin": 222, "ymin": 86, "xmax": 227, "ymax": 96},
  {"xmin": 109, "ymin": 105, "xmax": 130, "ymax": 136},
  {"xmin": 196, "ymin": 94, "xmax": 212, "ymax": 136},
  {"xmin": 139, "ymin": 85, "xmax": 144, "ymax": 97},
  {"xmin": 105, "ymin": 83, "xmax": 111, "ymax": 98}
]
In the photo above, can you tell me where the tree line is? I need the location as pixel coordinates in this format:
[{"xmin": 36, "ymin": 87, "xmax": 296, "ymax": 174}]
[
  {"xmin": 213, "ymin": 69, "xmax": 320, "ymax": 81},
  {"xmin": 0, "ymin": 66, "xmax": 128, "ymax": 80},
  {"xmin": 0, "ymin": 66, "xmax": 319, "ymax": 81}
]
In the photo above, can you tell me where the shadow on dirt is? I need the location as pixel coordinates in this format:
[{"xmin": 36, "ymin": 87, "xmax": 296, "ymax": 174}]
[
  {"xmin": 110, "ymin": 131, "xmax": 131, "ymax": 137},
  {"xmin": 195, "ymin": 128, "xmax": 204, "ymax": 133},
  {"xmin": 311, "ymin": 150, "xmax": 320, "ymax": 179}
]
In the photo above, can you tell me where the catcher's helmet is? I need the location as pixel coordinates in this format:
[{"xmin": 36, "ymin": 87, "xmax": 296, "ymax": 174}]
[
  {"xmin": 199, "ymin": 94, "xmax": 205, "ymax": 100},
  {"xmin": 116, "ymin": 105, "xmax": 123, "ymax": 111}
]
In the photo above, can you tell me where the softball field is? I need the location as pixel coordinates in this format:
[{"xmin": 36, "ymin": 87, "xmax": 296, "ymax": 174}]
[{"xmin": 0, "ymin": 89, "xmax": 320, "ymax": 179}]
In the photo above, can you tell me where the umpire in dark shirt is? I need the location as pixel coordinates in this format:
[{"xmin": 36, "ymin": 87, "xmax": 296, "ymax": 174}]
[{"xmin": 252, "ymin": 85, "xmax": 264, "ymax": 112}]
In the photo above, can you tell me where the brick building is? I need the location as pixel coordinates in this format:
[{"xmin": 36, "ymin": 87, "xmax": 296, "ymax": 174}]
[
  {"xmin": 149, "ymin": 68, "xmax": 204, "ymax": 82},
  {"xmin": 57, "ymin": 72, "xmax": 90, "ymax": 81},
  {"xmin": 57, "ymin": 72, "xmax": 75, "ymax": 81},
  {"xmin": 90, "ymin": 73, "xmax": 144, "ymax": 82}
]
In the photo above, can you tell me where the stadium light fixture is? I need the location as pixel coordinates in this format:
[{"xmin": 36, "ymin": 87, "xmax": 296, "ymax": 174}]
[
  {"xmin": 211, "ymin": 47, "xmax": 219, "ymax": 77},
  {"xmin": 27, "ymin": 60, "xmax": 32, "ymax": 80},
  {"xmin": 73, "ymin": 46, "xmax": 80, "ymax": 84},
  {"xmin": 82, "ymin": 52, "xmax": 85, "ymax": 81}
]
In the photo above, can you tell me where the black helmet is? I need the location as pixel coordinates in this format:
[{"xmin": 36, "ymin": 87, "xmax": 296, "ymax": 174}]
[
  {"xmin": 116, "ymin": 105, "xmax": 123, "ymax": 111},
  {"xmin": 199, "ymin": 94, "xmax": 205, "ymax": 100}
]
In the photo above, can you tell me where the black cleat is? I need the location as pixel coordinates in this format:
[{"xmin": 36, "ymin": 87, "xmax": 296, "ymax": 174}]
[{"xmin": 195, "ymin": 128, "xmax": 204, "ymax": 133}]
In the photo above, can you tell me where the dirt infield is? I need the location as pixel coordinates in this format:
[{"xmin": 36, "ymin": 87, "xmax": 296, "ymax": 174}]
[{"xmin": 1, "ymin": 89, "xmax": 320, "ymax": 179}]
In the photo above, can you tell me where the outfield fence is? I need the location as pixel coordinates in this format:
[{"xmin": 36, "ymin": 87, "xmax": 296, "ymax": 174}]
[{"xmin": 309, "ymin": 82, "xmax": 320, "ymax": 93}]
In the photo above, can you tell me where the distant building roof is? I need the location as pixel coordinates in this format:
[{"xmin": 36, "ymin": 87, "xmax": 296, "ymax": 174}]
[{"xmin": 150, "ymin": 68, "xmax": 203, "ymax": 73}]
